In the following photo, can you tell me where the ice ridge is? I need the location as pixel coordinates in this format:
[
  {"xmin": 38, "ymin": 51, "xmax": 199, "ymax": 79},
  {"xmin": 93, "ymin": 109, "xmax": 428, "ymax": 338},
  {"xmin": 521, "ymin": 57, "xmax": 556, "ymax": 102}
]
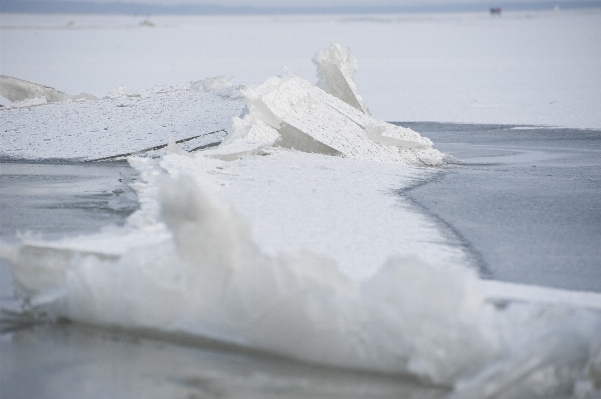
[{"xmin": 211, "ymin": 50, "xmax": 442, "ymax": 166}]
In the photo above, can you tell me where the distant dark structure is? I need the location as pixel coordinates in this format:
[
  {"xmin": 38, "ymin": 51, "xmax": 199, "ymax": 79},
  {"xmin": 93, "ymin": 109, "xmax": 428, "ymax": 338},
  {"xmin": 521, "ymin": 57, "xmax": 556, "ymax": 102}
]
[{"xmin": 490, "ymin": 7, "xmax": 502, "ymax": 15}]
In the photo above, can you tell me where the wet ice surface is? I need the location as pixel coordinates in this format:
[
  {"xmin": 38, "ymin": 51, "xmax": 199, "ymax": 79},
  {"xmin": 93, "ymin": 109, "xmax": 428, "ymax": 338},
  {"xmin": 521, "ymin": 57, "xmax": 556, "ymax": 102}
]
[
  {"xmin": 0, "ymin": 160, "xmax": 138, "ymax": 300},
  {"xmin": 401, "ymin": 122, "xmax": 601, "ymax": 292},
  {"xmin": 0, "ymin": 323, "xmax": 446, "ymax": 399},
  {"xmin": 0, "ymin": 161, "xmax": 138, "ymax": 239}
]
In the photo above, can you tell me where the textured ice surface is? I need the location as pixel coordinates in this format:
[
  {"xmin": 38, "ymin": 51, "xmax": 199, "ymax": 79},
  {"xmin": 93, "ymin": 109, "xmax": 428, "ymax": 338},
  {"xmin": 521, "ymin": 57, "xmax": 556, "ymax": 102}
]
[{"xmin": 0, "ymin": 79, "xmax": 245, "ymax": 160}]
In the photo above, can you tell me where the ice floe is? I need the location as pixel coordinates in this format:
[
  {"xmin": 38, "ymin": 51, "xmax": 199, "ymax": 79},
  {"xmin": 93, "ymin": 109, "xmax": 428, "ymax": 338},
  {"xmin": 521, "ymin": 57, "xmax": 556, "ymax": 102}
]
[{"xmin": 0, "ymin": 77, "xmax": 245, "ymax": 161}]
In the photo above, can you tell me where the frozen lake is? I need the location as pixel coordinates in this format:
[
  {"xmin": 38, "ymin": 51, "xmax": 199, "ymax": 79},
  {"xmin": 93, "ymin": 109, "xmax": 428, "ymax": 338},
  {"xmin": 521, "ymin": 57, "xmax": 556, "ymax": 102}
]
[
  {"xmin": 2, "ymin": 9, "xmax": 601, "ymax": 397},
  {"xmin": 1, "ymin": 9, "xmax": 601, "ymax": 128}
]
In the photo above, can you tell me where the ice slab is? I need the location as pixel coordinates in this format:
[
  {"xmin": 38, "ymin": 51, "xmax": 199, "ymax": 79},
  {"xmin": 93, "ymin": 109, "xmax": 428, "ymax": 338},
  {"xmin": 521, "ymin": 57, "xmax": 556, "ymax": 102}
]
[
  {"xmin": 0, "ymin": 78, "xmax": 245, "ymax": 161},
  {"xmin": 312, "ymin": 42, "xmax": 370, "ymax": 114}
]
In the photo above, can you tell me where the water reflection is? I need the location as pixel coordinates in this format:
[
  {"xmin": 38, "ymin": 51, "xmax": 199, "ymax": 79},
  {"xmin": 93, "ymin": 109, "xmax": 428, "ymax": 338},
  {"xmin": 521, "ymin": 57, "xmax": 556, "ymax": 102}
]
[{"xmin": 1, "ymin": 322, "xmax": 448, "ymax": 399}]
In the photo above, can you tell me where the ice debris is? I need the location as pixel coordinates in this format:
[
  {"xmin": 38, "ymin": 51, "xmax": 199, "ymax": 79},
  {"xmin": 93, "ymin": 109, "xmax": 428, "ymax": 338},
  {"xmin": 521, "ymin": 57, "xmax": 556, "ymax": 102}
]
[
  {"xmin": 2, "ymin": 42, "xmax": 601, "ymax": 398},
  {"xmin": 0, "ymin": 44, "xmax": 440, "ymax": 166},
  {"xmin": 212, "ymin": 50, "xmax": 444, "ymax": 166},
  {"xmin": 107, "ymin": 85, "xmax": 128, "ymax": 98}
]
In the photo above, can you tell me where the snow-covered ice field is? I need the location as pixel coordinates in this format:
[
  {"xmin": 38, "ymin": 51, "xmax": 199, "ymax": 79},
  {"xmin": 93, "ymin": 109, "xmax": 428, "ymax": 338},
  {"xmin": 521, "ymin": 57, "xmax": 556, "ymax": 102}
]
[
  {"xmin": 1, "ymin": 9, "xmax": 601, "ymax": 399},
  {"xmin": 1, "ymin": 9, "xmax": 601, "ymax": 128}
]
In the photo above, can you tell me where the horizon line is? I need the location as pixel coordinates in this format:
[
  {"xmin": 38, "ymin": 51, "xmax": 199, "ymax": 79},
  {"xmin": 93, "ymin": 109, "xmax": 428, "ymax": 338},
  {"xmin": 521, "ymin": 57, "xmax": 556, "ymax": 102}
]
[{"xmin": 2, "ymin": 0, "xmax": 601, "ymax": 15}]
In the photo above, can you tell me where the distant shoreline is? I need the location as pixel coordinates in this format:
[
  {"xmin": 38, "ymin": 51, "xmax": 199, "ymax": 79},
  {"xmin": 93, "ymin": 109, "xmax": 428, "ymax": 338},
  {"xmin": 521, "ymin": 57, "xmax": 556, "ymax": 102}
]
[{"xmin": 2, "ymin": 0, "xmax": 600, "ymax": 16}]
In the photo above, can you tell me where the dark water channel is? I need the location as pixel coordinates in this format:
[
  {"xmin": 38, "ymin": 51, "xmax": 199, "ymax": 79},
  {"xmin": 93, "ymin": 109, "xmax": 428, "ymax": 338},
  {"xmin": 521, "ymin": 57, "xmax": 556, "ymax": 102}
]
[{"xmin": 398, "ymin": 122, "xmax": 601, "ymax": 292}]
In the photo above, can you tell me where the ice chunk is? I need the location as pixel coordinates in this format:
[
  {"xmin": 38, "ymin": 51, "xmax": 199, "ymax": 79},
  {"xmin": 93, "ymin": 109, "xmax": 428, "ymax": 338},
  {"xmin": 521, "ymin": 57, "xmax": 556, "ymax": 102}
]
[
  {"xmin": 188, "ymin": 75, "xmax": 242, "ymax": 99},
  {"xmin": 313, "ymin": 42, "xmax": 370, "ymax": 114},
  {"xmin": 189, "ymin": 76, "xmax": 232, "ymax": 92},
  {"xmin": 166, "ymin": 136, "xmax": 191, "ymax": 157},
  {"xmin": 238, "ymin": 68, "xmax": 443, "ymax": 165},
  {"xmin": 0, "ymin": 75, "xmax": 70, "ymax": 103},
  {"xmin": 207, "ymin": 115, "xmax": 281, "ymax": 159},
  {"xmin": 0, "ymin": 75, "xmax": 97, "ymax": 105},
  {"xmin": 365, "ymin": 121, "xmax": 433, "ymax": 149},
  {"xmin": 108, "ymin": 85, "xmax": 127, "ymax": 98}
]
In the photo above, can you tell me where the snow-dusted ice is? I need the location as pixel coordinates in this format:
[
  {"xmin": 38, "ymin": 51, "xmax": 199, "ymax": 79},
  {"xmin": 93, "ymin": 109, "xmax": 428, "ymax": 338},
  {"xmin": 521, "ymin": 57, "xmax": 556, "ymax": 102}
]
[{"xmin": 0, "ymin": 76, "xmax": 243, "ymax": 160}]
